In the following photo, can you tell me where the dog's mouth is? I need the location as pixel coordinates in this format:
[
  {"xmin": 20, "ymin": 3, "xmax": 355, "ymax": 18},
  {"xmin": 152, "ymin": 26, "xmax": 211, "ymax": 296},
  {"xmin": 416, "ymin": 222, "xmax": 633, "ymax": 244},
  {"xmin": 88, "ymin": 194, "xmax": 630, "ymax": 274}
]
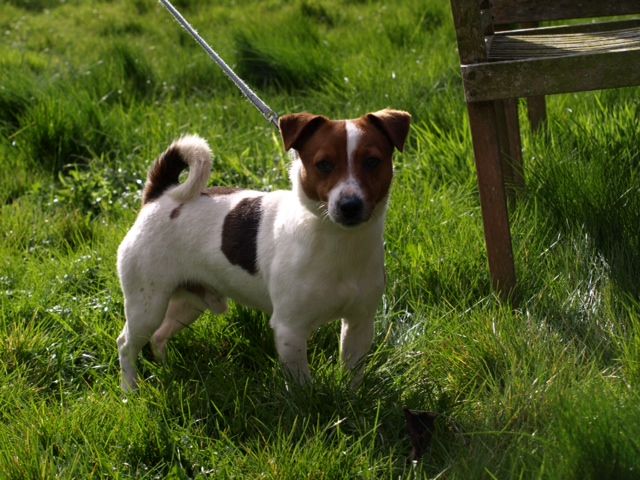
[{"xmin": 334, "ymin": 214, "xmax": 367, "ymax": 228}]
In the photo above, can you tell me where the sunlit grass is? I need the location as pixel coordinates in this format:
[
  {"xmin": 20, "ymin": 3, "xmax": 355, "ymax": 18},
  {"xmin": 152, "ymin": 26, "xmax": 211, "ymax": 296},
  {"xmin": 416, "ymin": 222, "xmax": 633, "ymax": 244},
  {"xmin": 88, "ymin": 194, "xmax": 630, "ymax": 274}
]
[{"xmin": 1, "ymin": 0, "xmax": 639, "ymax": 478}]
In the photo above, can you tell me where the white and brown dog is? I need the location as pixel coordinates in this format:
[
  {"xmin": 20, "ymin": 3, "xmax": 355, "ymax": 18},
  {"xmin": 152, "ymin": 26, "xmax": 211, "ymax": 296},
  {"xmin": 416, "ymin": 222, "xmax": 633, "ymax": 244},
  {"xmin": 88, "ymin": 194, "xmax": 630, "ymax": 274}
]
[{"xmin": 116, "ymin": 109, "xmax": 411, "ymax": 390}]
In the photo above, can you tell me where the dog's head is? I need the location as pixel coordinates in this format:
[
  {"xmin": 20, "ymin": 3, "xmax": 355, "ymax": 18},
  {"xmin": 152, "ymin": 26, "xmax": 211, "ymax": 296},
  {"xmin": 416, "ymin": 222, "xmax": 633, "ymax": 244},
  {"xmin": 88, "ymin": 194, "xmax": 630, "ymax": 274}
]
[{"xmin": 280, "ymin": 109, "xmax": 411, "ymax": 228}]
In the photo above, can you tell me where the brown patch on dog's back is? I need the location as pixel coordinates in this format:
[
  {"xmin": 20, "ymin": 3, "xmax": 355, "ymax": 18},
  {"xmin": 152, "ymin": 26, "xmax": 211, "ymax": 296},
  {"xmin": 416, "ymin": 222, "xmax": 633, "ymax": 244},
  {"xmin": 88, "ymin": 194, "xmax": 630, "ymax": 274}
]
[{"xmin": 222, "ymin": 196, "xmax": 263, "ymax": 274}]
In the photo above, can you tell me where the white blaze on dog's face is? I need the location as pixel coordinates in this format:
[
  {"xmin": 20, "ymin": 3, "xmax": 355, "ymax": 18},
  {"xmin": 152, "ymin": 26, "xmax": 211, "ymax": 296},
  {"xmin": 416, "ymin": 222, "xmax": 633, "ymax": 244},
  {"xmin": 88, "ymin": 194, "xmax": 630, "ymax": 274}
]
[{"xmin": 280, "ymin": 109, "xmax": 411, "ymax": 227}]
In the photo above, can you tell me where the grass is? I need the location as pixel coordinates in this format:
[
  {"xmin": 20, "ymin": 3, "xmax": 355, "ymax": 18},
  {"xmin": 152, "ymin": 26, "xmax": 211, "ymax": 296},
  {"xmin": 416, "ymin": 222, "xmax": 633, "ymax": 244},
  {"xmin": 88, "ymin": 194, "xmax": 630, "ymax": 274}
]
[{"xmin": 1, "ymin": 0, "xmax": 639, "ymax": 477}]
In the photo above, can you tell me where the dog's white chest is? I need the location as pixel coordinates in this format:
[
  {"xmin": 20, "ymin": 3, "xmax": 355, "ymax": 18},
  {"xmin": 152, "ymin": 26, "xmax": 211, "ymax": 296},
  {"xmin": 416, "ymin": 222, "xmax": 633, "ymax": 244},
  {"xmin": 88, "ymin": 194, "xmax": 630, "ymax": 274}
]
[
  {"xmin": 318, "ymin": 275, "xmax": 364, "ymax": 320},
  {"xmin": 264, "ymin": 216, "xmax": 385, "ymax": 328}
]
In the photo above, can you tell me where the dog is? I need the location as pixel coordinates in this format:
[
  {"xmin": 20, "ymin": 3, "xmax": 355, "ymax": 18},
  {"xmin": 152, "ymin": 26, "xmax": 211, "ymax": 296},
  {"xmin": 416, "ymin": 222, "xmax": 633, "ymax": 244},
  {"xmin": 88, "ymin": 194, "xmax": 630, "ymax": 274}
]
[{"xmin": 116, "ymin": 109, "xmax": 411, "ymax": 390}]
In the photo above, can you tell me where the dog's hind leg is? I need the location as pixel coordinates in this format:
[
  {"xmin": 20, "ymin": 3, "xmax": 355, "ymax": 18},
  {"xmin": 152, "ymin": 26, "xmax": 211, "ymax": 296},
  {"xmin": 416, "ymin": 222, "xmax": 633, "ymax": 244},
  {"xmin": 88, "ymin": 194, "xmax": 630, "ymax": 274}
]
[
  {"xmin": 118, "ymin": 289, "xmax": 171, "ymax": 391},
  {"xmin": 150, "ymin": 295, "xmax": 201, "ymax": 362},
  {"xmin": 150, "ymin": 285, "xmax": 227, "ymax": 362}
]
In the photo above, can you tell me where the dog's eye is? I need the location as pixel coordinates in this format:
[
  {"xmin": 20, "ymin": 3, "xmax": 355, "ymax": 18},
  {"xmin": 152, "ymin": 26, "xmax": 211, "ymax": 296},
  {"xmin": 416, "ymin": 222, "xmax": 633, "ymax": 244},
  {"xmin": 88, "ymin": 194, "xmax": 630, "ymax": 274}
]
[
  {"xmin": 315, "ymin": 160, "xmax": 334, "ymax": 174},
  {"xmin": 363, "ymin": 157, "xmax": 381, "ymax": 171}
]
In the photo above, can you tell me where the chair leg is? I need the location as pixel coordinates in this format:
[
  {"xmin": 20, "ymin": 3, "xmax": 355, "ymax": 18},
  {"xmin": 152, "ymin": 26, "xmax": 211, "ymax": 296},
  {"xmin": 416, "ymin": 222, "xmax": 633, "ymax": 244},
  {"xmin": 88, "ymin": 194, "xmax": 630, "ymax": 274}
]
[
  {"xmin": 494, "ymin": 99, "xmax": 524, "ymax": 200},
  {"xmin": 494, "ymin": 101, "xmax": 515, "ymax": 198},
  {"xmin": 503, "ymin": 99, "xmax": 524, "ymax": 190},
  {"xmin": 526, "ymin": 96, "xmax": 547, "ymax": 132},
  {"xmin": 466, "ymin": 101, "xmax": 516, "ymax": 298}
]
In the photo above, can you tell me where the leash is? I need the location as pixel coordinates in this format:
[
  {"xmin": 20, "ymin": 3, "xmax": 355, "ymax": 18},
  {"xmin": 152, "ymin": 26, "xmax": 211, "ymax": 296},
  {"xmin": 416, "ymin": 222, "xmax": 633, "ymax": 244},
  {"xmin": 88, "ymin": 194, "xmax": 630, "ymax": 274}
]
[{"xmin": 158, "ymin": 0, "xmax": 280, "ymax": 129}]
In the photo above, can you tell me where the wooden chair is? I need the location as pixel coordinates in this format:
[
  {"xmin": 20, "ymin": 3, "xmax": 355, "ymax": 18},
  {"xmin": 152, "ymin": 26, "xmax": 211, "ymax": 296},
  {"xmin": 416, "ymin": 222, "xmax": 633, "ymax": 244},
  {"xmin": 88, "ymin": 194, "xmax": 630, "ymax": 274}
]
[{"xmin": 449, "ymin": 0, "xmax": 640, "ymax": 298}]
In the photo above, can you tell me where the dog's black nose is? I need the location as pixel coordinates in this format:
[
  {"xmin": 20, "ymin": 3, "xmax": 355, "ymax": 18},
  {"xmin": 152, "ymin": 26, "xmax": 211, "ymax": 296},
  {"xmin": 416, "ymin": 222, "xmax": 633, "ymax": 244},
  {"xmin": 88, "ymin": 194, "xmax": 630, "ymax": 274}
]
[{"xmin": 338, "ymin": 196, "xmax": 364, "ymax": 223}]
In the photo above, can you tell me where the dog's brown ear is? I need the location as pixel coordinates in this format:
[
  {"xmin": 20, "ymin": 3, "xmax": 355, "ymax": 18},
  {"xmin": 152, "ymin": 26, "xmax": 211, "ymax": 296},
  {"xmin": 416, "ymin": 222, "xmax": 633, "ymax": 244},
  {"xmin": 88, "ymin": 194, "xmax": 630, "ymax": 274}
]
[
  {"xmin": 366, "ymin": 109, "xmax": 412, "ymax": 152},
  {"xmin": 279, "ymin": 113, "xmax": 328, "ymax": 151}
]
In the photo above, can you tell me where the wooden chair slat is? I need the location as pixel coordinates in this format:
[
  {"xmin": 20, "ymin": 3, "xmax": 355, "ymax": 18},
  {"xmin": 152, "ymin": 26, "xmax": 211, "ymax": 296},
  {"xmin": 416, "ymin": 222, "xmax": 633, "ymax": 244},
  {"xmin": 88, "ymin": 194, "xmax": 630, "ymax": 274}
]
[
  {"xmin": 490, "ymin": 0, "xmax": 640, "ymax": 24},
  {"xmin": 488, "ymin": 27, "xmax": 640, "ymax": 60},
  {"xmin": 494, "ymin": 19, "xmax": 640, "ymax": 37},
  {"xmin": 462, "ymin": 48, "xmax": 640, "ymax": 101}
]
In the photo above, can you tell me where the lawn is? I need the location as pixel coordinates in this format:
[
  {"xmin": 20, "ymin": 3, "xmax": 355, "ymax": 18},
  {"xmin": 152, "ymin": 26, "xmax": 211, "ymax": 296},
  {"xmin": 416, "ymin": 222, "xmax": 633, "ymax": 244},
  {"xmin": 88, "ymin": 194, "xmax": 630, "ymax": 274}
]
[{"xmin": 1, "ymin": 0, "xmax": 639, "ymax": 478}]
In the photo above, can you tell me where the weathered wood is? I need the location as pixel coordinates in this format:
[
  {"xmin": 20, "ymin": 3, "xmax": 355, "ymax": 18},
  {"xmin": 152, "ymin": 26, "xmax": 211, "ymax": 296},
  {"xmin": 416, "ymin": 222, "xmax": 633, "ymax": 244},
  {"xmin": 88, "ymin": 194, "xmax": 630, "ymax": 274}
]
[
  {"xmin": 494, "ymin": 99, "xmax": 524, "ymax": 200},
  {"xmin": 503, "ymin": 21, "xmax": 547, "ymax": 135},
  {"xmin": 449, "ymin": 0, "xmax": 491, "ymax": 63},
  {"xmin": 526, "ymin": 96, "xmax": 546, "ymax": 132},
  {"xmin": 503, "ymin": 99, "xmax": 524, "ymax": 190},
  {"xmin": 490, "ymin": 0, "xmax": 640, "ymax": 24},
  {"xmin": 494, "ymin": 100, "xmax": 515, "ymax": 199},
  {"xmin": 495, "ymin": 19, "xmax": 640, "ymax": 37},
  {"xmin": 488, "ymin": 26, "xmax": 640, "ymax": 60},
  {"xmin": 462, "ymin": 48, "xmax": 640, "ymax": 102},
  {"xmin": 451, "ymin": 0, "xmax": 640, "ymax": 298},
  {"xmin": 467, "ymin": 101, "xmax": 516, "ymax": 298}
]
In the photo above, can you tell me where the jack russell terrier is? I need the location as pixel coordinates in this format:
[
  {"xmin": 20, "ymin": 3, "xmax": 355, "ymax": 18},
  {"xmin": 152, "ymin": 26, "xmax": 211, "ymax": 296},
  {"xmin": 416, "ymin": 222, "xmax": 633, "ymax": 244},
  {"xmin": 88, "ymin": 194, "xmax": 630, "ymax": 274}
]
[{"xmin": 117, "ymin": 109, "xmax": 411, "ymax": 390}]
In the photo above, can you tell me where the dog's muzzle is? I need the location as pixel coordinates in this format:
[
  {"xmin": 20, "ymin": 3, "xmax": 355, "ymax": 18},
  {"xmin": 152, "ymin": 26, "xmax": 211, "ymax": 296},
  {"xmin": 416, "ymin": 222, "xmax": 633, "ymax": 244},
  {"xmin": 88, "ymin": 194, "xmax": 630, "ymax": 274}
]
[{"xmin": 333, "ymin": 194, "xmax": 366, "ymax": 227}]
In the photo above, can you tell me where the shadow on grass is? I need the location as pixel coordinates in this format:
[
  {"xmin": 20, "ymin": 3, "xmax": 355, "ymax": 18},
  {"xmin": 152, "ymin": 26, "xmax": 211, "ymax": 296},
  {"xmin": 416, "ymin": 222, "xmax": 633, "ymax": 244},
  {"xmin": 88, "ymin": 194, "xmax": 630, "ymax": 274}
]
[
  {"xmin": 132, "ymin": 306, "xmax": 465, "ymax": 475},
  {"xmin": 525, "ymin": 108, "xmax": 640, "ymax": 299}
]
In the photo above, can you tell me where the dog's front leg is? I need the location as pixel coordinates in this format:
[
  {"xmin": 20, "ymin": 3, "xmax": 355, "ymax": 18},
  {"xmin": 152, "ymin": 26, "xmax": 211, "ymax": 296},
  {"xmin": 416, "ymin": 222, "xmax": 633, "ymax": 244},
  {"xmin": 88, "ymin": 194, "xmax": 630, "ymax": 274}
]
[
  {"xmin": 270, "ymin": 319, "xmax": 311, "ymax": 384},
  {"xmin": 340, "ymin": 316, "xmax": 374, "ymax": 385}
]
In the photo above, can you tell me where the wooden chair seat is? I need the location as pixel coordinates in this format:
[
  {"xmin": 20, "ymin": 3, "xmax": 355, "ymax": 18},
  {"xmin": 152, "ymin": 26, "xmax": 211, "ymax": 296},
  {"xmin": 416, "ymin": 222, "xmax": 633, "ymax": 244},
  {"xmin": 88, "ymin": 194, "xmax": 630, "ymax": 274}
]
[
  {"xmin": 462, "ymin": 21, "xmax": 640, "ymax": 102},
  {"xmin": 489, "ymin": 24, "xmax": 640, "ymax": 60}
]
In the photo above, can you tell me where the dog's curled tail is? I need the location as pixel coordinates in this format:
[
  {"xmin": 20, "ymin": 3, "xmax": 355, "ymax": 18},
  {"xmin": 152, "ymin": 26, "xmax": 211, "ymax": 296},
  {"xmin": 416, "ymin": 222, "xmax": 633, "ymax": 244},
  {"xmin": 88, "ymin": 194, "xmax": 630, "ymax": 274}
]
[{"xmin": 142, "ymin": 135, "xmax": 212, "ymax": 205}]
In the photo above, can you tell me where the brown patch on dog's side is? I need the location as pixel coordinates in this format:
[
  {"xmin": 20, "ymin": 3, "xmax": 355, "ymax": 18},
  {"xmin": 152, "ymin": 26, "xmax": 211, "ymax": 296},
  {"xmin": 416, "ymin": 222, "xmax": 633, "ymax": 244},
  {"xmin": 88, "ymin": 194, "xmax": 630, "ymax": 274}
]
[
  {"xmin": 142, "ymin": 145, "xmax": 188, "ymax": 205},
  {"xmin": 169, "ymin": 203, "xmax": 184, "ymax": 219},
  {"xmin": 221, "ymin": 196, "xmax": 263, "ymax": 274}
]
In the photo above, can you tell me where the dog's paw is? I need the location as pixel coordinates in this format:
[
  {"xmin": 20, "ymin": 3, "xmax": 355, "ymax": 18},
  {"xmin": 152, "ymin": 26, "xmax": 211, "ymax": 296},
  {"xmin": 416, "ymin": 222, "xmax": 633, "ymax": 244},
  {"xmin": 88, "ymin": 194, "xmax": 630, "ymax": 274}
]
[{"xmin": 149, "ymin": 336, "xmax": 168, "ymax": 363}]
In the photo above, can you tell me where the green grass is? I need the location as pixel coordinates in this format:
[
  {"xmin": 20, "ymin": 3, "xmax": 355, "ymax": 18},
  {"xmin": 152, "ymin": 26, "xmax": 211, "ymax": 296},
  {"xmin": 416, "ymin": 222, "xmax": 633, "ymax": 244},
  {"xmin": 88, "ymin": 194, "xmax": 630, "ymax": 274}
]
[{"xmin": 1, "ymin": 0, "xmax": 639, "ymax": 478}]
